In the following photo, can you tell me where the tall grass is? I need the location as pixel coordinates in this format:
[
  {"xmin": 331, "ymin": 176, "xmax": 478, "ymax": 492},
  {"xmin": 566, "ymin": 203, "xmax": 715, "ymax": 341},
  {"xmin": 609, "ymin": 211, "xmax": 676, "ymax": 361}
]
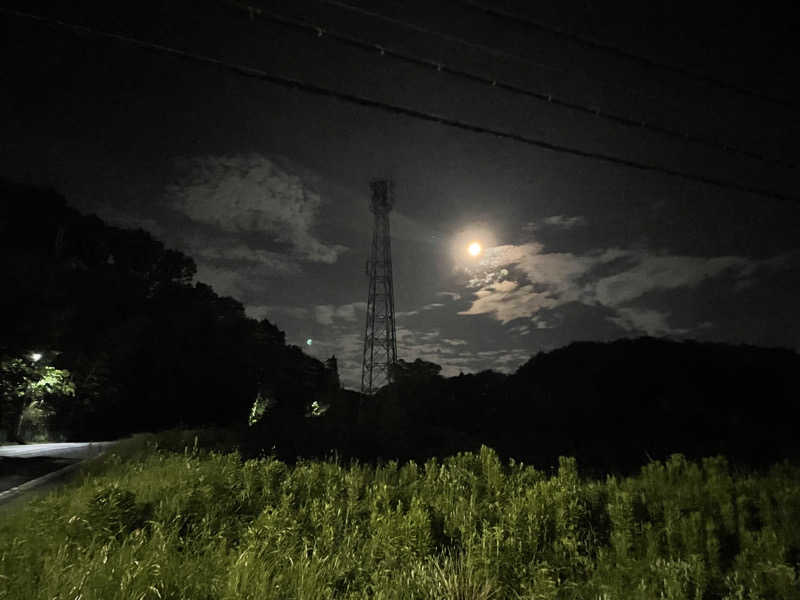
[{"xmin": 1, "ymin": 433, "xmax": 799, "ymax": 599}]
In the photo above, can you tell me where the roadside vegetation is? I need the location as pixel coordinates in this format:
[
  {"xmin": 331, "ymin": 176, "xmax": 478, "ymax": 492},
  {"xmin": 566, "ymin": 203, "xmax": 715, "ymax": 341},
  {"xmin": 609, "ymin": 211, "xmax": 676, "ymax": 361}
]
[{"xmin": 2, "ymin": 431, "xmax": 799, "ymax": 599}]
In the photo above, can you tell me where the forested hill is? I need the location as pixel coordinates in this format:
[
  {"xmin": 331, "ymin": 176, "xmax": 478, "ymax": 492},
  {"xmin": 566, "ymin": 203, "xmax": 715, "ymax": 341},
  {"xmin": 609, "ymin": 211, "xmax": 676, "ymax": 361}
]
[
  {"xmin": 499, "ymin": 338, "xmax": 800, "ymax": 471},
  {"xmin": 313, "ymin": 338, "xmax": 800, "ymax": 474},
  {"xmin": 0, "ymin": 179, "xmax": 336, "ymax": 441},
  {"xmin": 3, "ymin": 179, "xmax": 798, "ymax": 475}
]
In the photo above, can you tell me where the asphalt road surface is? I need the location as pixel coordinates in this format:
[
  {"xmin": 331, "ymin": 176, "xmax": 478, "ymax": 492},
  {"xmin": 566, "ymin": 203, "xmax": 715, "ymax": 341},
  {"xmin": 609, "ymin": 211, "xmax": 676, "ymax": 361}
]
[
  {"xmin": 0, "ymin": 442, "xmax": 116, "ymax": 506},
  {"xmin": 0, "ymin": 441, "xmax": 114, "ymax": 460}
]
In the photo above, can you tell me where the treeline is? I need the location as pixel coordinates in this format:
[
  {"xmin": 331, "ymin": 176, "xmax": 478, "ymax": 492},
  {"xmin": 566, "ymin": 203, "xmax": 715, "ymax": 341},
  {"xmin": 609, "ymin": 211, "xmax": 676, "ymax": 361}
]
[
  {"xmin": 304, "ymin": 338, "xmax": 800, "ymax": 475},
  {"xmin": 0, "ymin": 179, "xmax": 336, "ymax": 441},
  {"xmin": 312, "ymin": 344, "xmax": 799, "ymax": 477},
  {"xmin": 3, "ymin": 179, "xmax": 799, "ymax": 475}
]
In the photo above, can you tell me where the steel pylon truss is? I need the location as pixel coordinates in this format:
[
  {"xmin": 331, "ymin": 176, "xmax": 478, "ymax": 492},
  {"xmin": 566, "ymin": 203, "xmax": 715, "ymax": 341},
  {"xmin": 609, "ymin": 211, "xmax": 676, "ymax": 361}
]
[{"xmin": 361, "ymin": 179, "xmax": 398, "ymax": 394}]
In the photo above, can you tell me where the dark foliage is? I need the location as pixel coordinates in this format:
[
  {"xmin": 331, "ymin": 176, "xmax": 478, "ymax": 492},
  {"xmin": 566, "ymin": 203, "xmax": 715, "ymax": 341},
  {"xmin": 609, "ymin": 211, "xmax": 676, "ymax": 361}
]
[
  {"xmin": 310, "ymin": 338, "xmax": 800, "ymax": 475},
  {"xmin": 0, "ymin": 179, "xmax": 327, "ymax": 440},
  {"xmin": 3, "ymin": 179, "xmax": 798, "ymax": 476}
]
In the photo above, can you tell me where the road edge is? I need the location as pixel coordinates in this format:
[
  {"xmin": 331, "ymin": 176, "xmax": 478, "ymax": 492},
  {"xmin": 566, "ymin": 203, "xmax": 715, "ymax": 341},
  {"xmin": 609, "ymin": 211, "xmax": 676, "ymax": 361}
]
[{"xmin": 0, "ymin": 442, "xmax": 117, "ymax": 507}]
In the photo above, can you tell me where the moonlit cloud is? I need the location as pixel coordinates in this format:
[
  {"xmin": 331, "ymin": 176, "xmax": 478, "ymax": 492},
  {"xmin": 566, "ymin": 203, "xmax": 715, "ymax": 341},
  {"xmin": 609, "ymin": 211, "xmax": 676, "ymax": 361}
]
[
  {"xmin": 543, "ymin": 215, "xmax": 587, "ymax": 228},
  {"xmin": 193, "ymin": 244, "xmax": 299, "ymax": 274},
  {"xmin": 314, "ymin": 302, "xmax": 366, "ymax": 325},
  {"xmin": 295, "ymin": 316, "xmax": 527, "ymax": 389},
  {"xmin": 458, "ymin": 241, "xmax": 789, "ymax": 336},
  {"xmin": 419, "ymin": 302, "xmax": 445, "ymax": 311},
  {"xmin": 436, "ymin": 291, "xmax": 462, "ymax": 301},
  {"xmin": 168, "ymin": 154, "xmax": 347, "ymax": 263},
  {"xmin": 592, "ymin": 254, "xmax": 747, "ymax": 306},
  {"xmin": 609, "ymin": 307, "xmax": 688, "ymax": 336},
  {"xmin": 460, "ymin": 279, "xmax": 560, "ymax": 324},
  {"xmin": 441, "ymin": 338, "xmax": 468, "ymax": 346}
]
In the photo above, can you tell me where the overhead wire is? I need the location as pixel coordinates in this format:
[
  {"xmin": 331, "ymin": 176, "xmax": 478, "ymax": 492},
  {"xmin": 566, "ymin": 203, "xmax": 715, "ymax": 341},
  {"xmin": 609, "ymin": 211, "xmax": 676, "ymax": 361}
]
[
  {"xmin": 457, "ymin": 0, "xmax": 799, "ymax": 112},
  {"xmin": 317, "ymin": 0, "xmax": 686, "ymax": 111},
  {"xmin": 2, "ymin": 7, "xmax": 797, "ymax": 205},
  {"xmin": 224, "ymin": 0, "xmax": 795, "ymax": 169}
]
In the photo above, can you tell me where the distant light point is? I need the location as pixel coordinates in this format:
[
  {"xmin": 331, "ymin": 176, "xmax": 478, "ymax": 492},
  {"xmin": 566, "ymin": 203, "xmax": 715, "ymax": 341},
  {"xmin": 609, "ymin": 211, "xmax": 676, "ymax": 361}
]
[
  {"xmin": 31, "ymin": 352, "xmax": 42, "ymax": 362},
  {"xmin": 306, "ymin": 338, "xmax": 313, "ymax": 346}
]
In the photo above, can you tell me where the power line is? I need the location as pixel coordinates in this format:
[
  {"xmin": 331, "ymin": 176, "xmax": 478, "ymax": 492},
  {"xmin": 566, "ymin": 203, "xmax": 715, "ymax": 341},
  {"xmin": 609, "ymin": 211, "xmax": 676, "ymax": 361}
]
[
  {"xmin": 457, "ymin": 0, "xmax": 799, "ymax": 112},
  {"xmin": 3, "ymin": 7, "xmax": 797, "ymax": 205},
  {"xmin": 317, "ymin": 0, "xmax": 684, "ymax": 112},
  {"xmin": 225, "ymin": 0, "xmax": 795, "ymax": 169}
]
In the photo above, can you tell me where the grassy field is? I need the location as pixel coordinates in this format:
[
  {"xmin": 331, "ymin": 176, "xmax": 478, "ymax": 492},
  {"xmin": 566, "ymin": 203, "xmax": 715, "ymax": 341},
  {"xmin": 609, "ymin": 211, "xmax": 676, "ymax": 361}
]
[{"xmin": 1, "ymin": 431, "xmax": 799, "ymax": 599}]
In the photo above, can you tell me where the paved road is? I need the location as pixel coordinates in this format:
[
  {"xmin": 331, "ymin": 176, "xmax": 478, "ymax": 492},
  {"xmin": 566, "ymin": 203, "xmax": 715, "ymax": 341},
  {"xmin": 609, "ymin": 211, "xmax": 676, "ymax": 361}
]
[
  {"xmin": 0, "ymin": 441, "xmax": 115, "ymax": 460},
  {"xmin": 0, "ymin": 442, "xmax": 118, "ymax": 508}
]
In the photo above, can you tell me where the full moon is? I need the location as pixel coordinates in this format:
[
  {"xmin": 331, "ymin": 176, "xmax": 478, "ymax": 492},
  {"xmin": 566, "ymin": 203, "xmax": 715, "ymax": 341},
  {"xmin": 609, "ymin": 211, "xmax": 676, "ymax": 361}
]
[{"xmin": 468, "ymin": 242, "xmax": 482, "ymax": 256}]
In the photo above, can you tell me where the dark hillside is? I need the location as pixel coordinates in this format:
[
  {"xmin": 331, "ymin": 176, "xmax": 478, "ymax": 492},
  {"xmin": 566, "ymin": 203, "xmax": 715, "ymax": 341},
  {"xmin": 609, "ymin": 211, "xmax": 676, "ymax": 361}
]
[
  {"xmin": 313, "ymin": 339, "xmax": 799, "ymax": 475},
  {"xmin": 4, "ymin": 180, "xmax": 798, "ymax": 476},
  {"xmin": 0, "ymin": 179, "xmax": 335, "ymax": 441},
  {"xmin": 498, "ymin": 338, "xmax": 799, "ymax": 473}
]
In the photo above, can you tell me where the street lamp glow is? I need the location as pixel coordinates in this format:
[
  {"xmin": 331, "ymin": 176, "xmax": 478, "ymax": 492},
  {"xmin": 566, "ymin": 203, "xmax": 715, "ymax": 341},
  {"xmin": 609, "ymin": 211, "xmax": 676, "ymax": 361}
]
[
  {"xmin": 468, "ymin": 242, "xmax": 481, "ymax": 257},
  {"xmin": 306, "ymin": 338, "xmax": 313, "ymax": 346},
  {"xmin": 31, "ymin": 352, "xmax": 42, "ymax": 362}
]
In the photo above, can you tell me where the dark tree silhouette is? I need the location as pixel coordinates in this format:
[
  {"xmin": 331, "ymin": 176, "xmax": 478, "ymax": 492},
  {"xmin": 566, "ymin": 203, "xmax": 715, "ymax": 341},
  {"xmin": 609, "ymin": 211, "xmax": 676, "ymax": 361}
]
[{"xmin": 0, "ymin": 179, "xmax": 327, "ymax": 440}]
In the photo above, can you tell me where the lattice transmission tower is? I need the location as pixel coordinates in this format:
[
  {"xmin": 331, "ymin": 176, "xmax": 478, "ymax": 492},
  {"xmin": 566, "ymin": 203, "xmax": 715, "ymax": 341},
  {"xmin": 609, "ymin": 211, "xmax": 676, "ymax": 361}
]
[{"xmin": 361, "ymin": 179, "xmax": 398, "ymax": 394}]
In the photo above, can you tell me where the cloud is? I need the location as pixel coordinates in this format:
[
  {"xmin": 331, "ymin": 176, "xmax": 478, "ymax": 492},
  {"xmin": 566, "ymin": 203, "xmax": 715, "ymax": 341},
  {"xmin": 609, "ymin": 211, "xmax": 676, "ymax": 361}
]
[
  {"xmin": 92, "ymin": 207, "xmax": 168, "ymax": 239},
  {"xmin": 299, "ymin": 319, "xmax": 529, "ymax": 389},
  {"xmin": 193, "ymin": 255, "xmax": 299, "ymax": 300},
  {"xmin": 394, "ymin": 300, "xmax": 450, "ymax": 320},
  {"xmin": 168, "ymin": 154, "xmax": 347, "ymax": 263},
  {"xmin": 459, "ymin": 244, "xmax": 610, "ymax": 323},
  {"xmin": 441, "ymin": 338, "xmax": 468, "ymax": 346},
  {"xmin": 245, "ymin": 305, "xmax": 310, "ymax": 321},
  {"xmin": 314, "ymin": 302, "xmax": 366, "ymax": 325},
  {"xmin": 436, "ymin": 291, "xmax": 462, "ymax": 301},
  {"xmin": 460, "ymin": 279, "xmax": 559, "ymax": 324},
  {"xmin": 593, "ymin": 254, "xmax": 746, "ymax": 306},
  {"xmin": 509, "ymin": 324, "xmax": 530, "ymax": 336},
  {"xmin": 193, "ymin": 244, "xmax": 299, "ymax": 274},
  {"xmin": 522, "ymin": 215, "xmax": 586, "ymax": 232},
  {"xmin": 314, "ymin": 305, "xmax": 336, "ymax": 326},
  {"xmin": 543, "ymin": 215, "xmax": 587, "ymax": 228},
  {"xmin": 458, "ymin": 242, "xmax": 785, "ymax": 335},
  {"xmin": 420, "ymin": 302, "xmax": 445, "ymax": 311},
  {"xmin": 608, "ymin": 307, "xmax": 689, "ymax": 336},
  {"xmin": 194, "ymin": 263, "xmax": 247, "ymax": 298}
]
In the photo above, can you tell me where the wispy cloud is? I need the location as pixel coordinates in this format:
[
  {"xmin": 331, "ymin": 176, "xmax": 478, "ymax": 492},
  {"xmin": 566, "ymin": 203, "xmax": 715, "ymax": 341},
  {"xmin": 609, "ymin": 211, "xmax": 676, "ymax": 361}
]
[
  {"xmin": 459, "ymin": 242, "xmax": 793, "ymax": 336},
  {"xmin": 314, "ymin": 302, "xmax": 366, "ymax": 325},
  {"xmin": 436, "ymin": 291, "xmax": 462, "ymax": 301},
  {"xmin": 543, "ymin": 215, "xmax": 587, "ymax": 228},
  {"xmin": 420, "ymin": 302, "xmax": 445, "ymax": 311},
  {"xmin": 168, "ymin": 154, "xmax": 347, "ymax": 264},
  {"xmin": 299, "ymin": 320, "xmax": 527, "ymax": 389},
  {"xmin": 522, "ymin": 215, "xmax": 587, "ymax": 232},
  {"xmin": 592, "ymin": 254, "xmax": 747, "ymax": 306},
  {"xmin": 609, "ymin": 307, "xmax": 688, "ymax": 337},
  {"xmin": 193, "ymin": 244, "xmax": 299, "ymax": 274}
]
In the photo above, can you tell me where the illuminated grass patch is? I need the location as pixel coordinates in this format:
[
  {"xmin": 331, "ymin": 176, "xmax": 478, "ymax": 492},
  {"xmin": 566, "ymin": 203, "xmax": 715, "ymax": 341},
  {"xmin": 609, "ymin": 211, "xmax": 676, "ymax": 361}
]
[{"xmin": 1, "ymin": 434, "xmax": 799, "ymax": 599}]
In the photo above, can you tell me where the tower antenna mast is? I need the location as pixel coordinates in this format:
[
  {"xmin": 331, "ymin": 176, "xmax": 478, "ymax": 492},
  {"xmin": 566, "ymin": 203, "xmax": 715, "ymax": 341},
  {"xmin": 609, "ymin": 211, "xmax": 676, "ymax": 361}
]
[{"xmin": 361, "ymin": 179, "xmax": 398, "ymax": 394}]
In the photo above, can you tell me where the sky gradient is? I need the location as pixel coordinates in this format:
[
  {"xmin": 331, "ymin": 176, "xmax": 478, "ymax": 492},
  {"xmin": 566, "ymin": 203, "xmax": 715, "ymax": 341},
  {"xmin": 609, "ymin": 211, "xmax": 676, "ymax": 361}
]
[{"xmin": 2, "ymin": 1, "xmax": 798, "ymax": 388}]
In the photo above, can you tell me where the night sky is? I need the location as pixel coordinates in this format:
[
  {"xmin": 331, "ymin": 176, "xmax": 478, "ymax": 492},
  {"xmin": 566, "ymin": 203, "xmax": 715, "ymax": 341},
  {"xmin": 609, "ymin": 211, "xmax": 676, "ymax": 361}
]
[{"xmin": 3, "ymin": 1, "xmax": 798, "ymax": 389}]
